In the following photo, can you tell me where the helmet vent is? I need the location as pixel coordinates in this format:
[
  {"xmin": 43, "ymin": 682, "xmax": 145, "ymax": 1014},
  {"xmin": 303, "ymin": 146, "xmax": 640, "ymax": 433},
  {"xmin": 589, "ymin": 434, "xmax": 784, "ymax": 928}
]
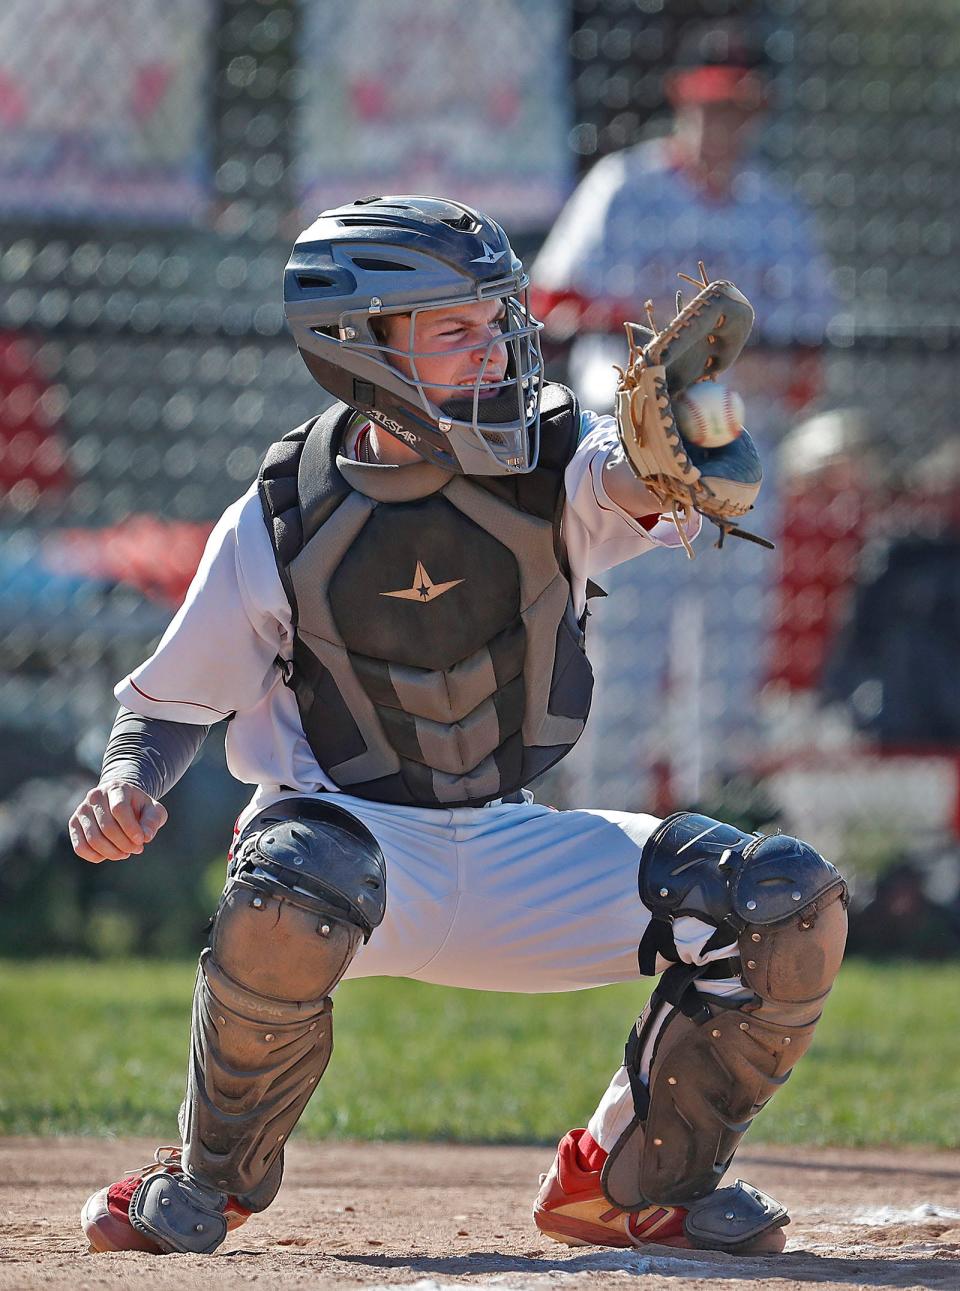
[
  {"xmin": 441, "ymin": 212, "xmax": 481, "ymax": 233},
  {"xmin": 336, "ymin": 215, "xmax": 401, "ymax": 227},
  {"xmin": 297, "ymin": 273, "xmax": 337, "ymax": 289},
  {"xmin": 350, "ymin": 257, "xmax": 416, "ymax": 272}
]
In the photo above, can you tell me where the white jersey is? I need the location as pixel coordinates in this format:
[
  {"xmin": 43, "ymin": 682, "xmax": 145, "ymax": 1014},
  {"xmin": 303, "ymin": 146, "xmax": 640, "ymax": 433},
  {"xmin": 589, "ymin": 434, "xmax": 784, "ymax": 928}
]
[
  {"xmin": 534, "ymin": 138, "xmax": 835, "ymax": 346},
  {"xmin": 116, "ymin": 410, "xmax": 698, "ymax": 791}
]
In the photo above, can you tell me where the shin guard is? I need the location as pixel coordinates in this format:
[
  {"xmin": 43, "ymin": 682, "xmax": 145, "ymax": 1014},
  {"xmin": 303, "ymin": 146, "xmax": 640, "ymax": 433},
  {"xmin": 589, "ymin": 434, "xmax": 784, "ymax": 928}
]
[
  {"xmin": 602, "ymin": 813, "xmax": 847, "ymax": 1212},
  {"xmin": 181, "ymin": 800, "xmax": 386, "ymax": 1211}
]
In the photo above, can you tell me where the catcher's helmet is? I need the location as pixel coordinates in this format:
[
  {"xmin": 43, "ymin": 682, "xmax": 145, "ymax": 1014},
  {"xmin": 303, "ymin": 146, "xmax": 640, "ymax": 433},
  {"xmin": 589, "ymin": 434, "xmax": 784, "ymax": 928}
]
[{"xmin": 283, "ymin": 195, "xmax": 544, "ymax": 475}]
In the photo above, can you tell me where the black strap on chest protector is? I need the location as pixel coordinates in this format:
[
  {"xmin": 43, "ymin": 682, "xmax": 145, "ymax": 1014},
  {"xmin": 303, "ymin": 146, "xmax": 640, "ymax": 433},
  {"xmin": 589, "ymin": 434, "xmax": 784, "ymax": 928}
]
[{"xmin": 258, "ymin": 404, "xmax": 354, "ymax": 626}]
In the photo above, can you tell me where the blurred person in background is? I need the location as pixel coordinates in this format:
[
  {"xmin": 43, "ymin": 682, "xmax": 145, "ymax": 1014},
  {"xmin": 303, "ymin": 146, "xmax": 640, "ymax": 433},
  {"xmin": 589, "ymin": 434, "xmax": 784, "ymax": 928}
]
[
  {"xmin": 532, "ymin": 17, "xmax": 836, "ymax": 813},
  {"xmin": 67, "ymin": 195, "xmax": 846, "ymax": 1259},
  {"xmin": 533, "ymin": 17, "xmax": 833, "ymax": 413}
]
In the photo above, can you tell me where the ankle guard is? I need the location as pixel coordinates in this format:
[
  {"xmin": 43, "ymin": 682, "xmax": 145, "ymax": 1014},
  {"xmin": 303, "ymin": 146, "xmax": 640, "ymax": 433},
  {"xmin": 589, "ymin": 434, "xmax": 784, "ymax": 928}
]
[
  {"xmin": 128, "ymin": 1171, "xmax": 236, "ymax": 1255},
  {"xmin": 684, "ymin": 1180, "xmax": 788, "ymax": 1252},
  {"xmin": 602, "ymin": 812, "xmax": 847, "ymax": 1212}
]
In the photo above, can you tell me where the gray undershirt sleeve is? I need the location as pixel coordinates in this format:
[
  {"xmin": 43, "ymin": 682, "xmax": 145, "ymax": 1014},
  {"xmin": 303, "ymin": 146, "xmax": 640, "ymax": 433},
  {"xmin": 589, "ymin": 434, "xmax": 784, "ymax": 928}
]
[{"xmin": 99, "ymin": 706, "xmax": 211, "ymax": 799}]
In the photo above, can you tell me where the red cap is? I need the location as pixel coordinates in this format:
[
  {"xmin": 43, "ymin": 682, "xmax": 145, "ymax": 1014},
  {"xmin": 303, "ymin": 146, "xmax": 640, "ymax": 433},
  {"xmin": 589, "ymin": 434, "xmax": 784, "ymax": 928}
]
[{"xmin": 668, "ymin": 65, "xmax": 767, "ymax": 107}]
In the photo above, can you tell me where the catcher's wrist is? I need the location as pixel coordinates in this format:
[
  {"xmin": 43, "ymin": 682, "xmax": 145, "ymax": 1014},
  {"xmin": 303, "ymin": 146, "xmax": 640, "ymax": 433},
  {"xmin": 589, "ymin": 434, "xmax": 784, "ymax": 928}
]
[{"xmin": 602, "ymin": 449, "xmax": 666, "ymax": 518}]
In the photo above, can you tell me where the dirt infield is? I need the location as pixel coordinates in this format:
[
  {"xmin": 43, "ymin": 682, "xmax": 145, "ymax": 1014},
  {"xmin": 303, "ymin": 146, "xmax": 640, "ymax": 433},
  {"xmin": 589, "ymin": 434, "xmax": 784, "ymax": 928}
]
[{"xmin": 1, "ymin": 1138, "xmax": 958, "ymax": 1290}]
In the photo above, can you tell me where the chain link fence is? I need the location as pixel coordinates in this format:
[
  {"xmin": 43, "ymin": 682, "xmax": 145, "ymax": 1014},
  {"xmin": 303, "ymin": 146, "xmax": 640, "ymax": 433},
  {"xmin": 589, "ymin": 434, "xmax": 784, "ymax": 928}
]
[{"xmin": 1, "ymin": 0, "xmax": 958, "ymax": 956}]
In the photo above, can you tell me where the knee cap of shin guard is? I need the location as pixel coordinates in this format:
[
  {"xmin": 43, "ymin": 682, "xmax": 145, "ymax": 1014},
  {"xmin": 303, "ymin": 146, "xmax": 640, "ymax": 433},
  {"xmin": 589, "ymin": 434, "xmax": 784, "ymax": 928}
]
[
  {"xmin": 733, "ymin": 835, "xmax": 847, "ymax": 1014},
  {"xmin": 732, "ymin": 834, "xmax": 845, "ymax": 928},
  {"xmin": 234, "ymin": 803, "xmax": 386, "ymax": 935},
  {"xmin": 640, "ymin": 812, "xmax": 846, "ymax": 932}
]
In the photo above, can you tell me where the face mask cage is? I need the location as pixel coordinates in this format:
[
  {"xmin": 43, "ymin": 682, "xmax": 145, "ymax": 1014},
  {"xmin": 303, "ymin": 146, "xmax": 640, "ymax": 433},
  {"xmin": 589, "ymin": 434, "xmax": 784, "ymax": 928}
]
[{"xmin": 325, "ymin": 285, "xmax": 544, "ymax": 473}]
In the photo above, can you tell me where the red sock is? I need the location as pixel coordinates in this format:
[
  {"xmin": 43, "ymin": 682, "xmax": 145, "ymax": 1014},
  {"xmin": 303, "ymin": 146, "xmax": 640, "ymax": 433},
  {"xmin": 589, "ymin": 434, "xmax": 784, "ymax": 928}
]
[{"xmin": 575, "ymin": 1129, "xmax": 608, "ymax": 1174}]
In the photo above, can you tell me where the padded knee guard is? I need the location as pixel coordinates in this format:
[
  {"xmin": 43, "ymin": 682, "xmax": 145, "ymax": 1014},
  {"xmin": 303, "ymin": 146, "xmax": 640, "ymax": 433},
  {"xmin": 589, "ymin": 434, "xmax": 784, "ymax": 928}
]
[
  {"xmin": 181, "ymin": 799, "xmax": 386, "ymax": 1209},
  {"xmin": 602, "ymin": 812, "xmax": 847, "ymax": 1213}
]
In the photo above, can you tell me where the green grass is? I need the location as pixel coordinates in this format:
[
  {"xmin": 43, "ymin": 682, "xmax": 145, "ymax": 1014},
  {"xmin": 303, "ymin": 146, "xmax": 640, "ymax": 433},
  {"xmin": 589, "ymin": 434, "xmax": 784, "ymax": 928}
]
[{"xmin": 1, "ymin": 959, "xmax": 957, "ymax": 1146}]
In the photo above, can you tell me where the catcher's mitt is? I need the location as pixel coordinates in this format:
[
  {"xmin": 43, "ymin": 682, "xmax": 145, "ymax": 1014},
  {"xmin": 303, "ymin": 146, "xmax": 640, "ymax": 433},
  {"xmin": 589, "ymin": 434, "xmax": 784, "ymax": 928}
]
[{"xmin": 615, "ymin": 263, "xmax": 771, "ymax": 556}]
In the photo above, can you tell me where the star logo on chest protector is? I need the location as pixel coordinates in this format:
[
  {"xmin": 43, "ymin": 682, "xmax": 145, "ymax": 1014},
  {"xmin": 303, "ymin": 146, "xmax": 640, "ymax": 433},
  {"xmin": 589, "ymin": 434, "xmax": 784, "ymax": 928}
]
[{"xmin": 380, "ymin": 560, "xmax": 465, "ymax": 603}]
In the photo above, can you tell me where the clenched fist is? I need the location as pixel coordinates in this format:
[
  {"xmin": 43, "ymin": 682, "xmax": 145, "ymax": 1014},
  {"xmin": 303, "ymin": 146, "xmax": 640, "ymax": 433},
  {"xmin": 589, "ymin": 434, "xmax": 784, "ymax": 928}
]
[{"xmin": 68, "ymin": 781, "xmax": 168, "ymax": 863}]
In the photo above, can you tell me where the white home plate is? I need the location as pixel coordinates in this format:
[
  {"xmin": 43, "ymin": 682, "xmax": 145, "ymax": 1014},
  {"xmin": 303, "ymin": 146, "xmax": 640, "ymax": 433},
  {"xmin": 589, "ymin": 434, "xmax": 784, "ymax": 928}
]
[{"xmin": 850, "ymin": 1203, "xmax": 960, "ymax": 1226}]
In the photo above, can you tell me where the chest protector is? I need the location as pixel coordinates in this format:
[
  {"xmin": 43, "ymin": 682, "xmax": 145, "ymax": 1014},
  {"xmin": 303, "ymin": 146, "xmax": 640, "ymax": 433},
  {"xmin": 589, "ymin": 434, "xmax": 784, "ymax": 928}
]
[{"xmin": 258, "ymin": 383, "xmax": 593, "ymax": 807}]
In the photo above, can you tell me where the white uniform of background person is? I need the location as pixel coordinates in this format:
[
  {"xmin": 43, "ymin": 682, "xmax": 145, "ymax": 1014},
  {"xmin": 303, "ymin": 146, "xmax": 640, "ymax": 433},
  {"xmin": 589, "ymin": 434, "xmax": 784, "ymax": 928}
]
[
  {"xmin": 113, "ymin": 408, "xmax": 738, "ymax": 1151},
  {"xmin": 533, "ymin": 138, "xmax": 835, "ymax": 811}
]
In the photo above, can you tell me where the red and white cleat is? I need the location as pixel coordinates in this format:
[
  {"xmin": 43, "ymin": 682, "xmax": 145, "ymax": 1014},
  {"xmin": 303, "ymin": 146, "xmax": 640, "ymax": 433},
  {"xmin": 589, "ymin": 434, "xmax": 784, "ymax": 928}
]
[
  {"xmin": 81, "ymin": 1146, "xmax": 251, "ymax": 1254},
  {"xmin": 533, "ymin": 1129, "xmax": 787, "ymax": 1254},
  {"xmin": 534, "ymin": 1129, "xmax": 688, "ymax": 1249}
]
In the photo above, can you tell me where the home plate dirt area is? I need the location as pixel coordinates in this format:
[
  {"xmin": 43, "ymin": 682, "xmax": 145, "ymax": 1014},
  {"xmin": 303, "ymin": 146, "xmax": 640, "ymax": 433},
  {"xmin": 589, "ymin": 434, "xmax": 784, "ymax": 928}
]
[{"xmin": 1, "ymin": 1138, "xmax": 958, "ymax": 1290}]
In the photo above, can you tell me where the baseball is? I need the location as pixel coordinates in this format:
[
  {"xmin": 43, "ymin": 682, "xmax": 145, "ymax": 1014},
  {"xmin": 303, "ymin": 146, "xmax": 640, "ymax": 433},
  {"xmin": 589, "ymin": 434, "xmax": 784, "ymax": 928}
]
[{"xmin": 674, "ymin": 383, "xmax": 745, "ymax": 449}]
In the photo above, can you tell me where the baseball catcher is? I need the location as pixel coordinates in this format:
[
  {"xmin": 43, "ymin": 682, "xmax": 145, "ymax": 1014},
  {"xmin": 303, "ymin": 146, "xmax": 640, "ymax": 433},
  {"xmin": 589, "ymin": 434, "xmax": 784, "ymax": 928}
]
[{"xmin": 69, "ymin": 196, "xmax": 846, "ymax": 1257}]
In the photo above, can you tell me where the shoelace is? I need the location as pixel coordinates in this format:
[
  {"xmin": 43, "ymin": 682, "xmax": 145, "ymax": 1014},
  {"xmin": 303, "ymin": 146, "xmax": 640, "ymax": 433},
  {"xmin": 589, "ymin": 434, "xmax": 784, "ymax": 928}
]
[{"xmin": 121, "ymin": 1145, "xmax": 182, "ymax": 1180}]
